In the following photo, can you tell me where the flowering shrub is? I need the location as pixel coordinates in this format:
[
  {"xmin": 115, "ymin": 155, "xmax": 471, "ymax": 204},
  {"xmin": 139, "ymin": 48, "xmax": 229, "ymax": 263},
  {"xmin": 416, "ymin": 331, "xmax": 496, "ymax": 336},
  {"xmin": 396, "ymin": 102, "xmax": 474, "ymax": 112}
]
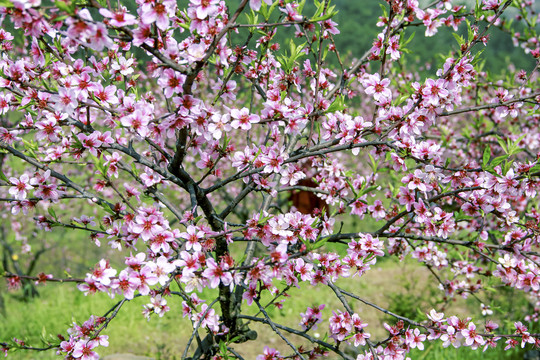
[{"xmin": 0, "ymin": 0, "xmax": 539, "ymax": 359}]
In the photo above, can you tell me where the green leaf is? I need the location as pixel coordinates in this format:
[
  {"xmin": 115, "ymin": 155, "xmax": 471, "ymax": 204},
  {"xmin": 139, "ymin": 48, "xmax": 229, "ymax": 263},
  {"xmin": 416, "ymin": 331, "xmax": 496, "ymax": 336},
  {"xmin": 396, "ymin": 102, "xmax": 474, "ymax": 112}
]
[
  {"xmin": 472, "ymin": 49, "xmax": 485, "ymax": 65},
  {"xmin": 379, "ymin": 3, "xmax": 388, "ymax": 18},
  {"xmin": 100, "ymin": 202, "xmax": 115, "ymax": 215},
  {"xmin": 322, "ymin": 45, "xmax": 329, "ymax": 61},
  {"xmin": 48, "ymin": 207, "xmax": 58, "ymax": 221},
  {"xmin": 259, "ymin": 1, "xmax": 269, "ymax": 18},
  {"xmin": 496, "ymin": 136, "xmax": 508, "ymax": 154},
  {"xmin": 359, "ymin": 185, "xmax": 378, "ymax": 197},
  {"xmin": 0, "ymin": 0, "xmax": 13, "ymax": 7},
  {"xmin": 0, "ymin": 169, "xmax": 8, "ymax": 182},
  {"xmin": 311, "ymin": 237, "xmax": 329, "ymax": 250},
  {"xmin": 22, "ymin": 139, "xmax": 38, "ymax": 159},
  {"xmin": 276, "ymin": 54, "xmax": 289, "ymax": 72},
  {"xmin": 297, "ymin": 0, "xmax": 306, "ymax": 14},
  {"xmin": 461, "ymin": 126, "xmax": 471, "ymax": 140},
  {"xmin": 219, "ymin": 340, "xmax": 227, "ymax": 354},
  {"xmin": 55, "ymin": 0, "xmax": 73, "ymax": 14},
  {"xmin": 130, "ymin": 163, "xmax": 139, "ymax": 177},
  {"xmin": 482, "ymin": 146, "xmax": 490, "ymax": 167},
  {"xmin": 313, "ymin": 0, "xmax": 325, "ymax": 19},
  {"xmin": 265, "ymin": 0, "xmax": 279, "ymax": 20},
  {"xmin": 277, "ymin": 40, "xmax": 306, "ymax": 72},
  {"xmin": 325, "ymin": 95, "xmax": 345, "ymax": 113},
  {"xmin": 402, "ymin": 31, "xmax": 415, "ymax": 47},
  {"xmin": 466, "ymin": 19, "xmax": 475, "ymax": 43},
  {"xmin": 228, "ymin": 334, "xmax": 242, "ymax": 343},
  {"xmin": 91, "ymin": 154, "xmax": 110, "ymax": 177},
  {"xmin": 503, "ymin": 159, "xmax": 513, "ymax": 175},
  {"xmin": 368, "ymin": 153, "xmax": 378, "ymax": 172},
  {"xmin": 394, "ymin": 94, "xmax": 409, "ymax": 106},
  {"xmin": 474, "ymin": 0, "xmax": 490, "ymax": 18},
  {"xmin": 312, "ymin": 4, "xmax": 338, "ymax": 22},
  {"xmin": 258, "ymin": 214, "xmax": 273, "ymax": 225},
  {"xmin": 529, "ymin": 163, "xmax": 540, "ymax": 175},
  {"xmin": 452, "ymin": 32, "xmax": 465, "ymax": 46},
  {"xmin": 508, "ymin": 134, "xmax": 526, "ymax": 155},
  {"xmin": 454, "ymin": 212, "xmax": 472, "ymax": 223},
  {"xmin": 179, "ymin": 22, "xmax": 190, "ymax": 31},
  {"xmin": 490, "ymin": 154, "xmax": 508, "ymax": 168},
  {"xmin": 244, "ymin": 10, "xmax": 259, "ymax": 26},
  {"xmin": 311, "ymin": 11, "xmax": 336, "ymax": 22}
]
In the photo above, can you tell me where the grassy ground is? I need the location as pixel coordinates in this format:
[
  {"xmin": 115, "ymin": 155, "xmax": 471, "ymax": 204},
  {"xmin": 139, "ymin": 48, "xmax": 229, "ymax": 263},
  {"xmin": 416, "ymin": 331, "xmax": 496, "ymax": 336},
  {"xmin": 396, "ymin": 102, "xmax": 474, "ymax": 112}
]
[
  {"xmin": 1, "ymin": 255, "xmax": 534, "ymax": 359},
  {"xmin": 0, "ymin": 200, "xmax": 532, "ymax": 358}
]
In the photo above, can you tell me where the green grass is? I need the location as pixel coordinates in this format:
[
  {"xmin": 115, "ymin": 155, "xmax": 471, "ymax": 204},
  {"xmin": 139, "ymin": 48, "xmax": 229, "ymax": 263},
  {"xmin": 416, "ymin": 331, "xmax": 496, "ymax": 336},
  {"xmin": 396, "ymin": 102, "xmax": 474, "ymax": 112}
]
[
  {"xmin": 1, "ymin": 252, "xmax": 536, "ymax": 359},
  {"xmin": 1, "ymin": 284, "xmax": 194, "ymax": 359},
  {"xmin": 1, "ymin": 261, "xmax": 534, "ymax": 360}
]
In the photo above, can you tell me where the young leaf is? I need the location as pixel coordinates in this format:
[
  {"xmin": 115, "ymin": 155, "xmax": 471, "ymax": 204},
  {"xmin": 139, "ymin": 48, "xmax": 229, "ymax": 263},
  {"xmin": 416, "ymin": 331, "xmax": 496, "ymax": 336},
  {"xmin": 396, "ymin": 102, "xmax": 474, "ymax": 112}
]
[
  {"xmin": 482, "ymin": 146, "xmax": 491, "ymax": 167},
  {"xmin": 48, "ymin": 207, "xmax": 58, "ymax": 221},
  {"xmin": 325, "ymin": 95, "xmax": 345, "ymax": 113},
  {"xmin": 0, "ymin": 169, "xmax": 8, "ymax": 183},
  {"xmin": 490, "ymin": 154, "xmax": 508, "ymax": 168}
]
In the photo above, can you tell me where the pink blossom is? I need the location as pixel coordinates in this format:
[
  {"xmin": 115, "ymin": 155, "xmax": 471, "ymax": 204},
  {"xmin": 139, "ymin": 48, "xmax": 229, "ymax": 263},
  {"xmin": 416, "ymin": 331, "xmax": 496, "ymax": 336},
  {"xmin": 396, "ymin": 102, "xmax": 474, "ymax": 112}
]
[
  {"xmin": 140, "ymin": 0, "xmax": 176, "ymax": 30},
  {"xmin": 120, "ymin": 110, "xmax": 151, "ymax": 138},
  {"xmin": 157, "ymin": 69, "xmax": 186, "ymax": 98},
  {"xmin": 90, "ymin": 259, "xmax": 116, "ymax": 286},
  {"xmin": 35, "ymin": 117, "xmax": 62, "ymax": 142},
  {"xmin": 131, "ymin": 214, "xmax": 163, "ymax": 242},
  {"xmin": 422, "ymin": 78, "xmax": 449, "ymax": 106},
  {"xmin": 9, "ymin": 174, "xmax": 33, "ymax": 200},
  {"xmin": 72, "ymin": 340, "xmax": 99, "ymax": 360},
  {"xmin": 386, "ymin": 35, "xmax": 401, "ymax": 60},
  {"xmin": 54, "ymin": 87, "xmax": 78, "ymax": 115},
  {"xmin": 368, "ymin": 200, "xmax": 385, "ymax": 220},
  {"xmin": 148, "ymin": 256, "xmax": 176, "ymax": 286},
  {"xmin": 112, "ymin": 270, "xmax": 141, "ymax": 299},
  {"xmin": 462, "ymin": 322, "xmax": 485, "ymax": 349},
  {"xmin": 111, "ymin": 56, "xmax": 135, "ymax": 76},
  {"xmin": 406, "ymin": 328, "xmax": 427, "ymax": 350},
  {"xmin": 427, "ymin": 309, "xmax": 445, "ymax": 323},
  {"xmin": 202, "ymin": 258, "xmax": 233, "ymax": 288},
  {"xmin": 191, "ymin": 303, "xmax": 220, "ymax": 332},
  {"xmin": 99, "ymin": 7, "xmax": 136, "ymax": 27},
  {"xmin": 482, "ymin": 0, "xmax": 502, "ymax": 10},
  {"xmin": 261, "ymin": 148, "xmax": 286, "ymax": 174},
  {"xmin": 280, "ymin": 3, "xmax": 303, "ymax": 21},
  {"xmin": 249, "ymin": 0, "xmax": 272, "ymax": 11},
  {"xmin": 137, "ymin": 265, "xmax": 159, "ymax": 294},
  {"xmin": 0, "ymin": 93, "xmax": 13, "ymax": 115},
  {"xmin": 92, "ymin": 84, "xmax": 118, "ymax": 105},
  {"xmin": 77, "ymin": 132, "xmax": 103, "ymax": 156},
  {"xmin": 294, "ymin": 258, "xmax": 313, "ymax": 282},
  {"xmin": 180, "ymin": 225, "xmax": 205, "ymax": 252},
  {"xmin": 362, "ymin": 73, "xmax": 392, "ymax": 103},
  {"xmin": 174, "ymin": 250, "xmax": 201, "ymax": 276},
  {"xmin": 230, "ymin": 107, "xmax": 260, "ymax": 130},
  {"xmin": 208, "ymin": 113, "xmax": 231, "ymax": 140},
  {"xmin": 190, "ymin": 0, "xmax": 219, "ymax": 19}
]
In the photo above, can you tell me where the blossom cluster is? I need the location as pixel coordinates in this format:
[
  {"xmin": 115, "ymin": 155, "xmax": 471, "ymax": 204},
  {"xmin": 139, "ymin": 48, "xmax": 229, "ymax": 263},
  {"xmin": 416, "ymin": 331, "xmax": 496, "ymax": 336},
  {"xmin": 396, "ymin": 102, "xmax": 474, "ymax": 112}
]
[{"xmin": 57, "ymin": 316, "xmax": 109, "ymax": 360}]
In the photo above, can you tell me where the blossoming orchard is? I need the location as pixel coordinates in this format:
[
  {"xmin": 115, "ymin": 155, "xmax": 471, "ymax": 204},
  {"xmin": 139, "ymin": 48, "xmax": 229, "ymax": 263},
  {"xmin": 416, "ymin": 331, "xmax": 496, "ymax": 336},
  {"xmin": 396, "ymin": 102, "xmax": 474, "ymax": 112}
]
[{"xmin": 0, "ymin": 0, "xmax": 539, "ymax": 358}]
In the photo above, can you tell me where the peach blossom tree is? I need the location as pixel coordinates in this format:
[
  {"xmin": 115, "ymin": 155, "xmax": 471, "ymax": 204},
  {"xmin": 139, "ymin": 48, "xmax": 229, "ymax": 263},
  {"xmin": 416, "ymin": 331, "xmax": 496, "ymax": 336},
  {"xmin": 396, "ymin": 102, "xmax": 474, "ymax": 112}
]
[{"xmin": 0, "ymin": 0, "xmax": 539, "ymax": 359}]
